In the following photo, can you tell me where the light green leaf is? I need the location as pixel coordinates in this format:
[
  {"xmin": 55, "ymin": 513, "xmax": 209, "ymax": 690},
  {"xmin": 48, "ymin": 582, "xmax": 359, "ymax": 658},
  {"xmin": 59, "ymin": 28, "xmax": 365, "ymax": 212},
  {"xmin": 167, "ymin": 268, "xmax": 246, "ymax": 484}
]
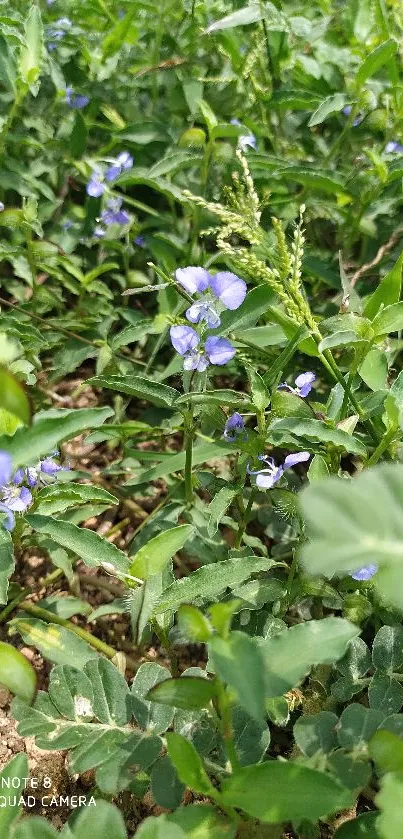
[
  {"xmin": 267, "ymin": 417, "xmax": 367, "ymax": 456},
  {"xmin": 0, "ymin": 754, "xmax": 29, "ymax": 835},
  {"xmin": 0, "ymin": 641, "xmax": 36, "ymax": 702},
  {"xmin": 210, "ymin": 631, "xmax": 266, "ymax": 721},
  {"xmin": 19, "ymin": 4, "xmax": 44, "ymax": 91},
  {"xmin": 34, "ymin": 482, "xmax": 118, "ymax": 516},
  {"xmin": 10, "ymin": 617, "xmax": 98, "ymax": 668},
  {"xmin": 363, "ymin": 252, "xmax": 403, "ymax": 320},
  {"xmin": 355, "ymin": 39, "xmax": 397, "ymax": 89},
  {"xmin": 308, "ymin": 93, "xmax": 348, "ymax": 127},
  {"xmin": 221, "ymin": 761, "xmax": 352, "ymax": 823},
  {"xmin": 70, "ymin": 800, "xmax": 128, "ymax": 839},
  {"xmin": 0, "ymin": 528, "xmax": 14, "ymax": 605},
  {"xmin": 0, "ymin": 406, "xmax": 113, "ymax": 470},
  {"xmin": 147, "ymin": 676, "xmax": 217, "ymax": 711},
  {"xmin": 124, "ymin": 441, "xmax": 236, "ymax": 487},
  {"xmin": 207, "ymin": 486, "xmax": 240, "ymax": 536},
  {"xmin": 87, "ymin": 375, "xmax": 179, "ymax": 407},
  {"xmin": 131, "ymin": 663, "xmax": 174, "ymax": 734},
  {"xmin": 0, "ymin": 367, "xmax": 31, "ymax": 426},
  {"xmin": 359, "ymin": 347, "xmax": 388, "ymax": 391},
  {"xmin": 12, "ymin": 816, "xmax": 60, "ymax": 839},
  {"xmin": 166, "ymin": 732, "xmax": 215, "ymax": 795},
  {"xmin": 129, "ymin": 524, "xmax": 193, "ymax": 580},
  {"xmin": 154, "ymin": 556, "xmax": 274, "ymax": 615},
  {"xmin": 372, "ymin": 302, "xmax": 403, "ymax": 335},
  {"xmin": 25, "ymin": 515, "xmax": 130, "ymax": 574}
]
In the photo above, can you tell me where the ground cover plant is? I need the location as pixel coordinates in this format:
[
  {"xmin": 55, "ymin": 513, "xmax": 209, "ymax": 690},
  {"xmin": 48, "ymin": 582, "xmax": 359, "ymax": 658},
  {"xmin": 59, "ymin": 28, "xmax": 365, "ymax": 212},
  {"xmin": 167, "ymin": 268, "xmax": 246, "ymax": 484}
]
[{"xmin": 0, "ymin": 0, "xmax": 403, "ymax": 836}]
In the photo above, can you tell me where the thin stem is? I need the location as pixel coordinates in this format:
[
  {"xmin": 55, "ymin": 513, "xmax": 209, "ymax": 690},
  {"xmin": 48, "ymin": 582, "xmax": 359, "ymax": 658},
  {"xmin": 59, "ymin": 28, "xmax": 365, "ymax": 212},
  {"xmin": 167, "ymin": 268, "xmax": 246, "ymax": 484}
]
[
  {"xmin": 366, "ymin": 425, "xmax": 396, "ymax": 467},
  {"xmin": 216, "ymin": 682, "xmax": 241, "ymax": 773},
  {"xmin": 184, "ymin": 408, "xmax": 194, "ymax": 505},
  {"xmin": 24, "ymin": 226, "xmax": 37, "ymax": 291},
  {"xmin": 234, "ymin": 488, "xmax": 256, "ymax": 549}
]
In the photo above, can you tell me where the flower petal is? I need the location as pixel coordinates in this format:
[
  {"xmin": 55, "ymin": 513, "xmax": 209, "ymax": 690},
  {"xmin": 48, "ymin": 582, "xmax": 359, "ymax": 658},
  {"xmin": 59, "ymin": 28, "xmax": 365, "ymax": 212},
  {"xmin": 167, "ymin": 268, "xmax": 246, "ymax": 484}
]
[
  {"xmin": 170, "ymin": 325, "xmax": 199, "ymax": 355},
  {"xmin": 283, "ymin": 451, "xmax": 310, "ymax": 470},
  {"xmin": 205, "ymin": 336, "xmax": 235, "ymax": 366},
  {"xmin": 210, "ymin": 272, "xmax": 247, "ymax": 310},
  {"xmin": 175, "ymin": 266, "xmax": 211, "ymax": 295},
  {"xmin": 350, "ymin": 564, "xmax": 378, "ymax": 581},
  {"xmin": 256, "ymin": 467, "xmax": 283, "ymax": 489},
  {"xmin": 0, "ymin": 503, "xmax": 15, "ymax": 531},
  {"xmin": 0, "ymin": 452, "xmax": 12, "ymax": 488}
]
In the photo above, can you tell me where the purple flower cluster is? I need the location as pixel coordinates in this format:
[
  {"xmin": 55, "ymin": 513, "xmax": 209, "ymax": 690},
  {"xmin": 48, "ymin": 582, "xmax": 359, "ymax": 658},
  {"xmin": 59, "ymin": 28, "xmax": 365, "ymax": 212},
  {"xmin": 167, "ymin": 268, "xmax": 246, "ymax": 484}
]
[
  {"xmin": 86, "ymin": 152, "xmax": 133, "ymax": 198},
  {"xmin": 248, "ymin": 451, "xmax": 310, "ymax": 489},
  {"xmin": 47, "ymin": 17, "xmax": 71, "ymax": 51},
  {"xmin": 385, "ymin": 141, "xmax": 403, "ymax": 154},
  {"xmin": 0, "ymin": 451, "xmax": 65, "ymax": 531},
  {"xmin": 170, "ymin": 266, "xmax": 247, "ymax": 371},
  {"xmin": 278, "ymin": 372, "xmax": 316, "ymax": 398},
  {"xmin": 65, "ymin": 87, "xmax": 89, "ymax": 110},
  {"xmin": 94, "ymin": 197, "xmax": 130, "ymax": 238}
]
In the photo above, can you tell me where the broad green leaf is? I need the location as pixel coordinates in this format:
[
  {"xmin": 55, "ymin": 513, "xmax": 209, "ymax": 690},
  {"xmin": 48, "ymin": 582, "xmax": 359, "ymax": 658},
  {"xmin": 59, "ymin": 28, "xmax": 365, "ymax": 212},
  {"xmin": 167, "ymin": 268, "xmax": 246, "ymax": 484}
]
[
  {"xmin": 101, "ymin": 7, "xmax": 137, "ymax": 58},
  {"xmin": 368, "ymin": 673, "xmax": 403, "ymax": 714},
  {"xmin": 376, "ymin": 771, "xmax": 403, "ymax": 839},
  {"xmin": 232, "ymin": 705, "xmax": 270, "ymax": 766},
  {"xmin": 178, "ymin": 605, "xmax": 212, "ymax": 642},
  {"xmin": 372, "ymin": 625, "xmax": 403, "ymax": 672},
  {"xmin": 363, "ymin": 252, "xmax": 403, "ymax": 320},
  {"xmin": 147, "ymin": 676, "xmax": 217, "ymax": 710},
  {"xmin": 48, "ymin": 665, "xmax": 93, "ymax": 720},
  {"xmin": 210, "ymin": 632, "xmax": 266, "ymax": 721},
  {"xmin": 34, "ymin": 482, "xmax": 118, "ymax": 516},
  {"xmin": 300, "ymin": 463, "xmax": 403, "ymax": 610},
  {"xmin": 267, "ymin": 417, "xmax": 367, "ymax": 456},
  {"xmin": 333, "ymin": 812, "xmax": 379, "ymax": 838},
  {"xmin": 175, "ymin": 390, "xmax": 252, "ymax": 410},
  {"xmin": 372, "ymin": 302, "xmax": 403, "ymax": 335},
  {"xmin": 84, "ymin": 658, "xmax": 131, "ymax": 725},
  {"xmin": 0, "ymin": 641, "xmax": 36, "ymax": 702},
  {"xmin": 318, "ymin": 331, "xmax": 364, "ymax": 353},
  {"xmin": 13, "ymin": 817, "xmax": 60, "ymax": 839},
  {"xmin": 25, "ymin": 515, "xmax": 129, "ymax": 574},
  {"xmin": 260, "ymin": 618, "xmax": 359, "ymax": 696},
  {"xmin": 0, "ymin": 367, "xmax": 31, "ymax": 425},
  {"xmin": 355, "ymin": 39, "xmax": 397, "ymax": 89},
  {"xmin": 131, "ymin": 663, "xmax": 174, "ymax": 734},
  {"xmin": 19, "ymin": 4, "xmax": 44, "ymax": 91},
  {"xmin": 165, "ymin": 732, "xmax": 215, "ymax": 795},
  {"xmin": 87, "ymin": 374, "xmax": 179, "ymax": 407},
  {"xmin": 337, "ymin": 704, "xmax": 385, "ymax": 749},
  {"xmin": 220, "ymin": 285, "xmax": 276, "ymax": 335},
  {"xmin": 124, "ymin": 442, "xmax": 237, "ymax": 487},
  {"xmin": 271, "ymin": 389, "xmax": 315, "ymax": 419},
  {"xmin": 0, "ymin": 754, "xmax": 29, "ymax": 835},
  {"xmin": 154, "ymin": 556, "xmax": 274, "ymax": 614},
  {"xmin": 294, "ymin": 712, "xmax": 339, "ymax": 757},
  {"xmin": 10, "ymin": 617, "xmax": 98, "ymax": 668},
  {"xmin": 69, "ymin": 800, "xmax": 127, "ymax": 839},
  {"xmin": 276, "ymin": 166, "xmax": 348, "ymax": 195},
  {"xmin": 0, "ymin": 406, "xmax": 113, "ymax": 470},
  {"xmin": 0, "ymin": 528, "xmax": 14, "ymax": 605},
  {"xmin": 369, "ymin": 730, "xmax": 403, "ymax": 774},
  {"xmin": 359, "ymin": 347, "xmax": 388, "ymax": 391},
  {"xmin": 129, "ymin": 524, "xmax": 193, "ymax": 580},
  {"xmin": 0, "ymin": 34, "xmax": 16, "ymax": 94},
  {"xmin": 221, "ymin": 761, "xmax": 352, "ymax": 823},
  {"xmin": 150, "ymin": 754, "xmax": 185, "ymax": 809},
  {"xmin": 206, "ymin": 2, "xmax": 288, "ymax": 33},
  {"xmin": 308, "ymin": 93, "xmax": 348, "ymax": 127},
  {"xmin": 135, "ymin": 805, "xmax": 235, "ymax": 839}
]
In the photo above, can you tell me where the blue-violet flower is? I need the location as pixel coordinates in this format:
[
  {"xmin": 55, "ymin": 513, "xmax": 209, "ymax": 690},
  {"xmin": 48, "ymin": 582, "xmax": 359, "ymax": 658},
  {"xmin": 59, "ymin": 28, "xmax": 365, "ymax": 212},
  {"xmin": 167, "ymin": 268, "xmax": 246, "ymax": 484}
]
[
  {"xmin": 350, "ymin": 564, "xmax": 378, "ymax": 581},
  {"xmin": 176, "ymin": 266, "xmax": 246, "ymax": 329},
  {"xmin": 170, "ymin": 325, "xmax": 235, "ymax": 372},
  {"xmin": 249, "ymin": 451, "xmax": 310, "ymax": 489},
  {"xmin": 105, "ymin": 151, "xmax": 133, "ymax": 182},
  {"xmin": 65, "ymin": 87, "xmax": 89, "ymax": 110},
  {"xmin": 385, "ymin": 141, "xmax": 403, "ymax": 154},
  {"xmin": 279, "ymin": 371, "xmax": 316, "ymax": 398},
  {"xmin": 223, "ymin": 413, "xmax": 245, "ymax": 441}
]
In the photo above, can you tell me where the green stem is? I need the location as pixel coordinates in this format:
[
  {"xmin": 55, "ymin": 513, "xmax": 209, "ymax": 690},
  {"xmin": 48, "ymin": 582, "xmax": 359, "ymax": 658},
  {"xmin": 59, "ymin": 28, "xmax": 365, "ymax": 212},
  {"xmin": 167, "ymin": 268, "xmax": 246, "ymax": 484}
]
[
  {"xmin": 317, "ymin": 345, "xmax": 380, "ymax": 446},
  {"xmin": 326, "ymin": 103, "xmax": 360, "ymax": 162},
  {"xmin": 216, "ymin": 682, "xmax": 241, "ymax": 773},
  {"xmin": 184, "ymin": 408, "xmax": 194, "ymax": 505},
  {"xmin": 234, "ymin": 488, "xmax": 256, "ymax": 549},
  {"xmin": 24, "ymin": 226, "xmax": 37, "ymax": 291},
  {"xmin": 17, "ymin": 601, "xmax": 118, "ymax": 659},
  {"xmin": 366, "ymin": 425, "xmax": 396, "ymax": 467}
]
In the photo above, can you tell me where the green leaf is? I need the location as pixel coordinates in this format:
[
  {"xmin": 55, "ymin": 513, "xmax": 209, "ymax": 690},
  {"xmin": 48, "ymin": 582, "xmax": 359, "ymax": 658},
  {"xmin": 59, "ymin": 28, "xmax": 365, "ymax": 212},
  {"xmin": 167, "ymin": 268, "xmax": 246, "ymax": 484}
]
[
  {"xmin": 34, "ymin": 482, "xmax": 118, "ymax": 516},
  {"xmin": 267, "ymin": 417, "xmax": 367, "ymax": 456},
  {"xmin": 12, "ymin": 817, "xmax": 60, "ymax": 839},
  {"xmin": 135, "ymin": 805, "xmax": 235, "ymax": 839},
  {"xmin": 337, "ymin": 704, "xmax": 385, "ymax": 749},
  {"xmin": 372, "ymin": 625, "xmax": 403, "ymax": 672},
  {"xmin": 220, "ymin": 761, "xmax": 352, "ymax": 823},
  {"xmin": 175, "ymin": 390, "xmax": 252, "ymax": 410},
  {"xmin": 359, "ymin": 346, "xmax": 388, "ymax": 391},
  {"xmin": 69, "ymin": 800, "xmax": 128, "ymax": 839},
  {"xmin": 125, "ymin": 441, "xmax": 236, "ymax": 487},
  {"xmin": 308, "ymin": 93, "xmax": 348, "ymax": 127},
  {"xmin": 206, "ymin": 2, "xmax": 288, "ymax": 33},
  {"xmin": 0, "ymin": 34, "xmax": 17, "ymax": 95},
  {"xmin": 0, "ymin": 641, "xmax": 36, "ymax": 702},
  {"xmin": 372, "ymin": 302, "xmax": 403, "ymax": 335},
  {"xmin": 318, "ymin": 331, "xmax": 364, "ymax": 352},
  {"xmin": 47, "ymin": 664, "xmax": 93, "ymax": 720},
  {"xmin": 369, "ymin": 729, "xmax": 403, "ymax": 774},
  {"xmin": 0, "ymin": 407, "xmax": 113, "ymax": 470},
  {"xmin": 87, "ymin": 375, "xmax": 180, "ymax": 407},
  {"xmin": 101, "ymin": 7, "xmax": 137, "ymax": 58},
  {"xmin": 154, "ymin": 556, "xmax": 274, "ymax": 615},
  {"xmin": 300, "ymin": 463, "xmax": 403, "ymax": 611},
  {"xmin": 129, "ymin": 524, "xmax": 193, "ymax": 580},
  {"xmin": 0, "ymin": 754, "xmax": 29, "ymax": 835},
  {"xmin": 271, "ymin": 389, "xmax": 315, "ymax": 419},
  {"xmin": 333, "ymin": 812, "xmax": 379, "ymax": 838},
  {"xmin": 261, "ymin": 618, "xmax": 359, "ymax": 696},
  {"xmin": 363, "ymin": 252, "xmax": 403, "ymax": 320},
  {"xmin": 207, "ymin": 486, "xmax": 239, "ymax": 536},
  {"xmin": 355, "ymin": 39, "xmax": 397, "ymax": 89},
  {"xmin": 210, "ymin": 632, "xmax": 266, "ymax": 721},
  {"xmin": 368, "ymin": 673, "xmax": 403, "ymax": 714},
  {"xmin": 0, "ymin": 528, "xmax": 14, "ymax": 605},
  {"xmin": 276, "ymin": 166, "xmax": 348, "ymax": 195},
  {"xmin": 84, "ymin": 658, "xmax": 131, "ymax": 725},
  {"xmin": 165, "ymin": 732, "xmax": 215, "ymax": 795},
  {"xmin": 19, "ymin": 4, "xmax": 44, "ymax": 90},
  {"xmin": 376, "ymin": 771, "xmax": 403, "ymax": 839},
  {"xmin": 25, "ymin": 515, "xmax": 130, "ymax": 574},
  {"xmin": 70, "ymin": 111, "xmax": 88, "ymax": 157},
  {"xmin": 294, "ymin": 712, "xmax": 339, "ymax": 756},
  {"xmin": 220, "ymin": 285, "xmax": 276, "ymax": 335},
  {"xmin": 10, "ymin": 617, "xmax": 98, "ymax": 668},
  {"xmin": 177, "ymin": 605, "xmax": 212, "ymax": 642},
  {"xmin": 147, "ymin": 676, "xmax": 217, "ymax": 710},
  {"xmin": 131, "ymin": 663, "xmax": 174, "ymax": 734},
  {"xmin": 151, "ymin": 754, "xmax": 185, "ymax": 809},
  {"xmin": 0, "ymin": 367, "xmax": 31, "ymax": 426},
  {"xmin": 232, "ymin": 705, "xmax": 270, "ymax": 766}
]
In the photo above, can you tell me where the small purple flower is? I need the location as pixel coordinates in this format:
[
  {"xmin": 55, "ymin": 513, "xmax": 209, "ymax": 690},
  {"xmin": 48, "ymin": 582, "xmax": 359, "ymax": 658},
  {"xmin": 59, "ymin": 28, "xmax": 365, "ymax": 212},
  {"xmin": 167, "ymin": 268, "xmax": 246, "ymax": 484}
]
[
  {"xmin": 230, "ymin": 119, "xmax": 257, "ymax": 151},
  {"xmin": 27, "ymin": 467, "xmax": 39, "ymax": 487},
  {"xmin": 170, "ymin": 325, "xmax": 199, "ymax": 356},
  {"xmin": 101, "ymin": 197, "xmax": 130, "ymax": 226},
  {"xmin": 86, "ymin": 170, "xmax": 105, "ymax": 198},
  {"xmin": 40, "ymin": 457, "xmax": 62, "ymax": 477},
  {"xmin": 48, "ymin": 17, "xmax": 71, "ymax": 42},
  {"xmin": 186, "ymin": 300, "xmax": 220, "ymax": 329},
  {"xmin": 0, "ymin": 452, "xmax": 12, "ymax": 488},
  {"xmin": 350, "ymin": 564, "xmax": 378, "ymax": 581},
  {"xmin": 205, "ymin": 336, "xmax": 235, "ymax": 365},
  {"xmin": 279, "ymin": 372, "xmax": 316, "ymax": 398},
  {"xmin": 62, "ymin": 218, "xmax": 73, "ymax": 230},
  {"xmin": 223, "ymin": 413, "xmax": 245, "ymax": 442},
  {"xmin": 2, "ymin": 485, "xmax": 32, "ymax": 512},
  {"xmin": 65, "ymin": 87, "xmax": 89, "ymax": 110},
  {"xmin": 176, "ymin": 267, "xmax": 211, "ymax": 295},
  {"xmin": 385, "ymin": 141, "xmax": 403, "ymax": 154},
  {"xmin": 342, "ymin": 106, "xmax": 362, "ymax": 127},
  {"xmin": 105, "ymin": 151, "xmax": 133, "ymax": 182},
  {"xmin": 210, "ymin": 272, "xmax": 247, "ymax": 310},
  {"xmin": 249, "ymin": 451, "xmax": 310, "ymax": 489},
  {"xmin": 135, "ymin": 235, "xmax": 145, "ymax": 247}
]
